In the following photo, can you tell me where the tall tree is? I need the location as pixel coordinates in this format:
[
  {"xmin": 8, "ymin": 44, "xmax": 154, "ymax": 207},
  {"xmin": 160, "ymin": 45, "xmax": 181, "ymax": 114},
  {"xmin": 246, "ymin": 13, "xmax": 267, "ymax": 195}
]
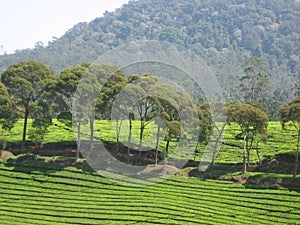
[
  {"xmin": 240, "ymin": 56, "xmax": 270, "ymax": 106},
  {"xmin": 96, "ymin": 68, "xmax": 127, "ymax": 153},
  {"xmin": 55, "ymin": 63, "xmax": 90, "ymax": 161},
  {"xmin": 227, "ymin": 103, "xmax": 269, "ymax": 173},
  {"xmin": 75, "ymin": 64, "xmax": 122, "ymax": 151},
  {"xmin": 279, "ymin": 96, "xmax": 300, "ymax": 178},
  {"xmin": 1, "ymin": 61, "xmax": 56, "ymax": 148}
]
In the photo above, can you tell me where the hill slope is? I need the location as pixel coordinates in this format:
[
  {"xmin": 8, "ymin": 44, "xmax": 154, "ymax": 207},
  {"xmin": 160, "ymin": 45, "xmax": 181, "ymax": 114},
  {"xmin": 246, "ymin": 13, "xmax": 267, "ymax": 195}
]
[
  {"xmin": 0, "ymin": 0, "xmax": 299, "ymax": 101},
  {"xmin": 1, "ymin": 162, "xmax": 300, "ymax": 224}
]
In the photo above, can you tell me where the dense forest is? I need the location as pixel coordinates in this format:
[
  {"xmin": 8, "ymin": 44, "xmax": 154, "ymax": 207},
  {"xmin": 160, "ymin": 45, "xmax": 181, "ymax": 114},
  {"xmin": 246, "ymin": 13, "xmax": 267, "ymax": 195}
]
[{"xmin": 0, "ymin": 0, "xmax": 299, "ymax": 111}]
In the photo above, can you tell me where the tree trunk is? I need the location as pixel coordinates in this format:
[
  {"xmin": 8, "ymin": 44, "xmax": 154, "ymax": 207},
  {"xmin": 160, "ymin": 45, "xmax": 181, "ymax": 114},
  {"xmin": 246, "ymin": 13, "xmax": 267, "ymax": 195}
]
[
  {"xmin": 127, "ymin": 119, "xmax": 132, "ymax": 163},
  {"xmin": 211, "ymin": 122, "xmax": 226, "ymax": 166},
  {"xmin": 139, "ymin": 123, "xmax": 144, "ymax": 156},
  {"xmin": 165, "ymin": 140, "xmax": 170, "ymax": 159},
  {"xmin": 76, "ymin": 123, "xmax": 81, "ymax": 162},
  {"xmin": 243, "ymin": 135, "xmax": 247, "ymax": 173},
  {"xmin": 256, "ymin": 141, "xmax": 261, "ymax": 166},
  {"xmin": 21, "ymin": 106, "xmax": 29, "ymax": 149},
  {"xmin": 115, "ymin": 120, "xmax": 122, "ymax": 154},
  {"xmin": 294, "ymin": 130, "xmax": 300, "ymax": 179},
  {"xmin": 247, "ymin": 137, "xmax": 253, "ymax": 166},
  {"xmin": 194, "ymin": 140, "xmax": 199, "ymax": 161},
  {"xmin": 89, "ymin": 114, "xmax": 94, "ymax": 151},
  {"xmin": 155, "ymin": 123, "xmax": 161, "ymax": 166}
]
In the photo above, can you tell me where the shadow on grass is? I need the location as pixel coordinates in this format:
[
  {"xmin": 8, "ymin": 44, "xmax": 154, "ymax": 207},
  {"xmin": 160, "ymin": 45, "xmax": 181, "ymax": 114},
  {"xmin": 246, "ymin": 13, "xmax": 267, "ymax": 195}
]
[
  {"xmin": 186, "ymin": 162, "xmax": 243, "ymax": 179},
  {"xmin": 185, "ymin": 161, "xmax": 300, "ymax": 192},
  {"xmin": 245, "ymin": 173, "xmax": 300, "ymax": 191},
  {"xmin": 2, "ymin": 140, "xmax": 165, "ymax": 176},
  {"xmin": 4, "ymin": 152, "xmax": 95, "ymax": 175}
]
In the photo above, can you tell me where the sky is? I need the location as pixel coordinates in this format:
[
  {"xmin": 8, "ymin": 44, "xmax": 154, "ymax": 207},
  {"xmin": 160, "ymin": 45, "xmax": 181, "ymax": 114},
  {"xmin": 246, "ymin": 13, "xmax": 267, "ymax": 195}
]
[{"xmin": 0, "ymin": 0, "xmax": 129, "ymax": 54}]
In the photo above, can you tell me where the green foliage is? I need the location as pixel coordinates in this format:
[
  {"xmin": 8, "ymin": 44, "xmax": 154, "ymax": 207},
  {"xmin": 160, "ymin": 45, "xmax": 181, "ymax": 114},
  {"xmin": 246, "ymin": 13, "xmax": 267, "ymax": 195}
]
[
  {"xmin": 1, "ymin": 61, "xmax": 56, "ymax": 146},
  {"xmin": 0, "ymin": 82, "xmax": 11, "ymax": 118},
  {"xmin": 227, "ymin": 103, "xmax": 269, "ymax": 172},
  {"xmin": 279, "ymin": 96, "xmax": 300, "ymax": 178},
  {"xmin": 0, "ymin": 0, "xmax": 298, "ymax": 107},
  {"xmin": 279, "ymin": 96, "xmax": 300, "ymax": 127},
  {"xmin": 28, "ymin": 117, "xmax": 52, "ymax": 147},
  {"xmin": 0, "ymin": 82, "xmax": 18, "ymax": 132},
  {"xmin": 197, "ymin": 103, "xmax": 212, "ymax": 144},
  {"xmin": 240, "ymin": 56, "xmax": 271, "ymax": 105},
  {"xmin": 227, "ymin": 103, "xmax": 269, "ymax": 134}
]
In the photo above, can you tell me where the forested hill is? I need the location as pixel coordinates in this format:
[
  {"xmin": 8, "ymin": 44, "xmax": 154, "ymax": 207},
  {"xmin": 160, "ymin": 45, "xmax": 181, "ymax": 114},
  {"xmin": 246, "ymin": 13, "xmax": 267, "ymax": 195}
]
[{"xmin": 0, "ymin": 0, "xmax": 299, "ymax": 99}]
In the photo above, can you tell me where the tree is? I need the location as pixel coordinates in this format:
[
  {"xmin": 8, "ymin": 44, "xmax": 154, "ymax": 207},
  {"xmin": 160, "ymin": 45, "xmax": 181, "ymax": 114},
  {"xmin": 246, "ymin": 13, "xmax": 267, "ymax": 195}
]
[
  {"xmin": 0, "ymin": 82, "xmax": 18, "ymax": 147},
  {"xmin": 128, "ymin": 74, "xmax": 159, "ymax": 156},
  {"xmin": 75, "ymin": 64, "xmax": 122, "ymax": 152},
  {"xmin": 227, "ymin": 103, "xmax": 269, "ymax": 173},
  {"xmin": 279, "ymin": 96, "xmax": 300, "ymax": 178},
  {"xmin": 195, "ymin": 103, "xmax": 226, "ymax": 166},
  {"xmin": 56, "ymin": 63, "xmax": 90, "ymax": 161},
  {"xmin": 0, "ymin": 82, "xmax": 12, "ymax": 118},
  {"xmin": 164, "ymin": 121, "xmax": 181, "ymax": 158},
  {"xmin": 240, "ymin": 56, "xmax": 270, "ymax": 106},
  {"xmin": 96, "ymin": 68, "xmax": 127, "ymax": 153},
  {"xmin": 1, "ymin": 61, "xmax": 56, "ymax": 148},
  {"xmin": 28, "ymin": 117, "xmax": 52, "ymax": 148}
]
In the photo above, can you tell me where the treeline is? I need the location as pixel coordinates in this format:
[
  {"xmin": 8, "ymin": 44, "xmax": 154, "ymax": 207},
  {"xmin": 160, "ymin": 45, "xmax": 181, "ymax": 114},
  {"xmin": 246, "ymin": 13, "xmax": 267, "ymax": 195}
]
[
  {"xmin": 0, "ymin": 0, "xmax": 299, "ymax": 106},
  {"xmin": 0, "ymin": 59, "xmax": 299, "ymax": 177}
]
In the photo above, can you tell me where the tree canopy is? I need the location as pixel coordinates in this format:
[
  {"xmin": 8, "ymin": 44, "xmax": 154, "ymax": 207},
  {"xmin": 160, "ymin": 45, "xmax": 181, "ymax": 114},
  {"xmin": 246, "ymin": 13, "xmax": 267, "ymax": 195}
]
[
  {"xmin": 227, "ymin": 103, "xmax": 269, "ymax": 173},
  {"xmin": 1, "ymin": 61, "xmax": 56, "ymax": 147},
  {"xmin": 279, "ymin": 96, "xmax": 300, "ymax": 178}
]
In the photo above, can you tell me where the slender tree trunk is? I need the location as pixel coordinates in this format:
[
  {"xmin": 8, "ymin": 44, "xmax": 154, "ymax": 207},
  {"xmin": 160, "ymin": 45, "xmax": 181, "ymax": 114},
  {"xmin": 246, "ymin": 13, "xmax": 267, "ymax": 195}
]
[
  {"xmin": 294, "ymin": 130, "xmax": 300, "ymax": 179},
  {"xmin": 194, "ymin": 140, "xmax": 199, "ymax": 161},
  {"xmin": 247, "ymin": 138, "xmax": 253, "ymax": 166},
  {"xmin": 243, "ymin": 135, "xmax": 247, "ymax": 173},
  {"xmin": 211, "ymin": 122, "xmax": 226, "ymax": 166},
  {"xmin": 76, "ymin": 123, "xmax": 81, "ymax": 162},
  {"xmin": 155, "ymin": 123, "xmax": 161, "ymax": 166},
  {"xmin": 116, "ymin": 120, "xmax": 123, "ymax": 154},
  {"xmin": 256, "ymin": 141, "xmax": 261, "ymax": 165},
  {"xmin": 165, "ymin": 140, "xmax": 170, "ymax": 159},
  {"xmin": 89, "ymin": 114, "xmax": 94, "ymax": 151},
  {"xmin": 127, "ymin": 119, "xmax": 132, "ymax": 163},
  {"xmin": 139, "ymin": 123, "xmax": 144, "ymax": 156},
  {"xmin": 22, "ymin": 106, "xmax": 29, "ymax": 149}
]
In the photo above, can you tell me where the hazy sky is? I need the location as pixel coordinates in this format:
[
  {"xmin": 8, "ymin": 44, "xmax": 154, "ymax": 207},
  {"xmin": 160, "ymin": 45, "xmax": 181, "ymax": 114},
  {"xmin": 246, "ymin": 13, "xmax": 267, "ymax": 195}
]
[{"xmin": 0, "ymin": 0, "xmax": 129, "ymax": 54}]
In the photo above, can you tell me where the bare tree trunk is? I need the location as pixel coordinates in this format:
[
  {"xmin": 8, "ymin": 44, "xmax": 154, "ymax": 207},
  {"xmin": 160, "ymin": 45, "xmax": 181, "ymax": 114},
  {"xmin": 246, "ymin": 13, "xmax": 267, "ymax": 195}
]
[
  {"xmin": 247, "ymin": 137, "xmax": 254, "ymax": 166},
  {"xmin": 211, "ymin": 122, "xmax": 226, "ymax": 166},
  {"xmin": 256, "ymin": 141, "xmax": 261, "ymax": 166},
  {"xmin": 194, "ymin": 140, "xmax": 199, "ymax": 161},
  {"xmin": 89, "ymin": 114, "xmax": 95, "ymax": 151},
  {"xmin": 116, "ymin": 120, "xmax": 122, "ymax": 154},
  {"xmin": 22, "ymin": 106, "xmax": 29, "ymax": 149},
  {"xmin": 139, "ymin": 123, "xmax": 144, "ymax": 156},
  {"xmin": 155, "ymin": 123, "xmax": 161, "ymax": 166},
  {"xmin": 127, "ymin": 119, "xmax": 132, "ymax": 163},
  {"xmin": 76, "ymin": 123, "xmax": 81, "ymax": 162},
  {"xmin": 165, "ymin": 140, "xmax": 170, "ymax": 159},
  {"xmin": 294, "ymin": 130, "xmax": 300, "ymax": 179},
  {"xmin": 243, "ymin": 135, "xmax": 247, "ymax": 173}
]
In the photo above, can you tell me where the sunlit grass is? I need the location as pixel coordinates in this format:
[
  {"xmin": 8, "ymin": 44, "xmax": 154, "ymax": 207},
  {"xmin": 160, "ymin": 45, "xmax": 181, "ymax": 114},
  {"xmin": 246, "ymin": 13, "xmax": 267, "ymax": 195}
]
[{"xmin": 0, "ymin": 119, "xmax": 298, "ymax": 164}]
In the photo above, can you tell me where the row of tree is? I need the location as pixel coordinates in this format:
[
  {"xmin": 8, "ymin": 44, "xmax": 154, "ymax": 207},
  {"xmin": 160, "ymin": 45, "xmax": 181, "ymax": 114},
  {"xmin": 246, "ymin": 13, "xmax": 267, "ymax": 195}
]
[{"xmin": 0, "ymin": 60, "xmax": 299, "ymax": 177}]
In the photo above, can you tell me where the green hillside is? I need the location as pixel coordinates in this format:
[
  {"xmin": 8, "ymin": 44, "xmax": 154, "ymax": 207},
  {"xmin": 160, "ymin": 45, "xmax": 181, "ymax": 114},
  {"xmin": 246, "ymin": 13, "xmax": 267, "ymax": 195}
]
[{"xmin": 0, "ymin": 0, "xmax": 299, "ymax": 101}]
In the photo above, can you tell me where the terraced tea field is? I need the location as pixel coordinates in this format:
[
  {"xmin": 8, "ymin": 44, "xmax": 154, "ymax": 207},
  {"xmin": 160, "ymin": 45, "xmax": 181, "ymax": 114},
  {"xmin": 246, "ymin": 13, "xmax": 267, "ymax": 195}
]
[{"xmin": 0, "ymin": 162, "xmax": 300, "ymax": 225}]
